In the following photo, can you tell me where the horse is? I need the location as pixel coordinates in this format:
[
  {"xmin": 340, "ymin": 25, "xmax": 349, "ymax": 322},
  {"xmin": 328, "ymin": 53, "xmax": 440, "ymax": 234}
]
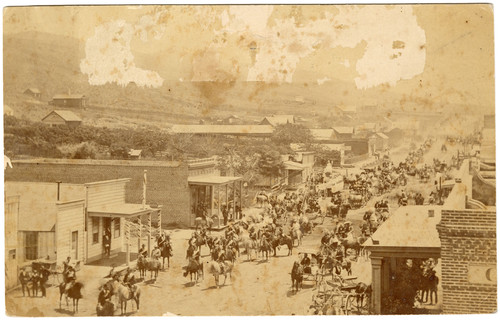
[
  {"xmin": 341, "ymin": 233, "xmax": 361, "ymax": 258},
  {"xmin": 160, "ymin": 241, "xmax": 173, "ymax": 269},
  {"xmin": 96, "ymin": 300, "xmax": 114, "ymax": 316},
  {"xmin": 259, "ymin": 238, "xmax": 272, "ymax": 261},
  {"xmin": 291, "ymin": 261, "xmax": 304, "ymax": 293},
  {"xmin": 354, "ymin": 283, "xmax": 372, "ymax": 311},
  {"xmin": 183, "ymin": 258, "xmax": 204, "ymax": 285},
  {"xmin": 207, "ymin": 260, "xmax": 233, "ymax": 288},
  {"xmin": 242, "ymin": 238, "xmax": 258, "ymax": 261},
  {"xmin": 117, "ymin": 283, "xmax": 141, "ymax": 315},
  {"xmin": 290, "ymin": 229, "xmax": 302, "ymax": 246},
  {"xmin": 271, "ymin": 235, "xmax": 293, "ymax": 256},
  {"xmin": 137, "ymin": 255, "xmax": 147, "ymax": 279},
  {"xmin": 59, "ymin": 281, "xmax": 83, "ymax": 313},
  {"xmin": 138, "ymin": 256, "xmax": 161, "ymax": 281}
]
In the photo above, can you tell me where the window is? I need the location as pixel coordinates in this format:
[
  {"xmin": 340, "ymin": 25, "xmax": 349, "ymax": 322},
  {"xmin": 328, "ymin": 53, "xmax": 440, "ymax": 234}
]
[
  {"xmin": 25, "ymin": 232, "xmax": 38, "ymax": 260},
  {"xmin": 71, "ymin": 231, "xmax": 78, "ymax": 259},
  {"xmin": 92, "ymin": 217, "xmax": 100, "ymax": 244},
  {"xmin": 113, "ymin": 218, "xmax": 121, "ymax": 238}
]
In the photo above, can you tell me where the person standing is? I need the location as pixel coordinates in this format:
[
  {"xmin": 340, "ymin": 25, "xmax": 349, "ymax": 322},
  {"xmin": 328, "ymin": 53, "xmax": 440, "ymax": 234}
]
[
  {"xmin": 19, "ymin": 268, "xmax": 31, "ymax": 297},
  {"xmin": 103, "ymin": 228, "xmax": 111, "ymax": 257},
  {"xmin": 39, "ymin": 266, "xmax": 49, "ymax": 297},
  {"xmin": 31, "ymin": 269, "xmax": 40, "ymax": 297}
]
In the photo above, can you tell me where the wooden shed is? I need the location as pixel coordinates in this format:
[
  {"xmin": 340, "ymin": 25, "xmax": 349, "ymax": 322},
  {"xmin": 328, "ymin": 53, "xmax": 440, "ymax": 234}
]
[{"xmin": 42, "ymin": 110, "xmax": 82, "ymax": 127}]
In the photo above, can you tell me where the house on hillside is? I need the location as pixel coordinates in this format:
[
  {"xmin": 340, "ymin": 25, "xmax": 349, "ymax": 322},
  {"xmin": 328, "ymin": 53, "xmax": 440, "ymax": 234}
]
[
  {"xmin": 49, "ymin": 93, "xmax": 88, "ymax": 108},
  {"xmin": 259, "ymin": 115, "xmax": 295, "ymax": 127},
  {"xmin": 24, "ymin": 88, "xmax": 42, "ymax": 100},
  {"xmin": 336, "ymin": 105, "xmax": 357, "ymax": 117},
  {"xmin": 128, "ymin": 149, "xmax": 142, "ymax": 160},
  {"xmin": 42, "ymin": 110, "xmax": 82, "ymax": 127},
  {"xmin": 4, "ymin": 105, "xmax": 15, "ymax": 116},
  {"xmin": 221, "ymin": 115, "xmax": 243, "ymax": 125}
]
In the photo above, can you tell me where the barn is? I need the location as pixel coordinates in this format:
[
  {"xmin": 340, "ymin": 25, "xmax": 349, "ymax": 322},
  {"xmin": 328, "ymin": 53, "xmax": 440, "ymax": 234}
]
[
  {"xmin": 50, "ymin": 93, "xmax": 88, "ymax": 108},
  {"xmin": 42, "ymin": 110, "xmax": 82, "ymax": 127}
]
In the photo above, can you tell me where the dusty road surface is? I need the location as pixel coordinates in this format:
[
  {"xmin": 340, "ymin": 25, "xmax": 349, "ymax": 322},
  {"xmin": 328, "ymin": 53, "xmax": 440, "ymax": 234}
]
[
  {"xmin": 7, "ymin": 216, "xmax": 360, "ymax": 317},
  {"xmin": 6, "ymin": 139, "xmax": 452, "ymax": 317}
]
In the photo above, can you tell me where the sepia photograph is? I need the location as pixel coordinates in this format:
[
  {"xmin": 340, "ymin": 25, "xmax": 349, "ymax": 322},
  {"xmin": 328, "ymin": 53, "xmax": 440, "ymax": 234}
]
[{"xmin": 2, "ymin": 2, "xmax": 497, "ymax": 317}]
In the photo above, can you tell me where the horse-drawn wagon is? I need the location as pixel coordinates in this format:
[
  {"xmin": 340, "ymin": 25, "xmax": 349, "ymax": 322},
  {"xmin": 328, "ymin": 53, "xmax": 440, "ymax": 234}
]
[{"xmin": 311, "ymin": 273, "xmax": 371, "ymax": 315}]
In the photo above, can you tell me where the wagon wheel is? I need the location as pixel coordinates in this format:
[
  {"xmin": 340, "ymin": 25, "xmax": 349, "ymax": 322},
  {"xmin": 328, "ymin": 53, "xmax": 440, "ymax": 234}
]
[{"xmin": 343, "ymin": 293, "xmax": 357, "ymax": 315}]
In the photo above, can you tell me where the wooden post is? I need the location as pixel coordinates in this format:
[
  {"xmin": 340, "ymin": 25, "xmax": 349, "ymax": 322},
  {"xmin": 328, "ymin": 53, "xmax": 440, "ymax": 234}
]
[
  {"xmin": 371, "ymin": 256, "xmax": 383, "ymax": 314},
  {"xmin": 125, "ymin": 219, "xmax": 130, "ymax": 266},
  {"xmin": 157, "ymin": 209, "xmax": 162, "ymax": 235},
  {"xmin": 147, "ymin": 212, "xmax": 151, "ymax": 255},
  {"xmin": 232, "ymin": 181, "xmax": 236, "ymax": 221},
  {"xmin": 239, "ymin": 181, "xmax": 243, "ymax": 218},
  {"xmin": 210, "ymin": 186, "xmax": 214, "ymax": 218},
  {"xmin": 137, "ymin": 215, "xmax": 142, "ymax": 257},
  {"xmin": 217, "ymin": 186, "xmax": 221, "ymax": 229}
]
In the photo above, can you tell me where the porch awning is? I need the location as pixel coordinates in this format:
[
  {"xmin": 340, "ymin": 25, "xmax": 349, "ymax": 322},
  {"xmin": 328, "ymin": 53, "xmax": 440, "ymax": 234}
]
[
  {"xmin": 284, "ymin": 160, "xmax": 306, "ymax": 171},
  {"xmin": 188, "ymin": 175, "xmax": 242, "ymax": 186},
  {"xmin": 364, "ymin": 205, "xmax": 441, "ymax": 258},
  {"xmin": 88, "ymin": 203, "xmax": 159, "ymax": 218}
]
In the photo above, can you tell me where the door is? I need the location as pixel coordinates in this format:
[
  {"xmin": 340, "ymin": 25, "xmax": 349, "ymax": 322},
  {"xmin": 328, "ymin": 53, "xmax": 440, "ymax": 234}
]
[
  {"xmin": 71, "ymin": 231, "xmax": 78, "ymax": 259},
  {"xmin": 102, "ymin": 218, "xmax": 112, "ymax": 255}
]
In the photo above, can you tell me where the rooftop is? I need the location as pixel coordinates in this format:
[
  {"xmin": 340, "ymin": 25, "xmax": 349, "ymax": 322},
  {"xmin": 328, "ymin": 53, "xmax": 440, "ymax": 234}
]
[
  {"xmin": 42, "ymin": 110, "xmax": 82, "ymax": 122},
  {"xmin": 260, "ymin": 115, "xmax": 295, "ymax": 127},
  {"xmin": 364, "ymin": 205, "xmax": 442, "ymax": 249},
  {"xmin": 310, "ymin": 129, "xmax": 334, "ymax": 140},
  {"xmin": 52, "ymin": 94, "xmax": 86, "ymax": 100},
  {"xmin": 171, "ymin": 124, "xmax": 274, "ymax": 135},
  {"xmin": 188, "ymin": 175, "xmax": 242, "ymax": 186},
  {"xmin": 333, "ymin": 126, "xmax": 354, "ymax": 134},
  {"xmin": 11, "ymin": 158, "xmax": 182, "ymax": 168}
]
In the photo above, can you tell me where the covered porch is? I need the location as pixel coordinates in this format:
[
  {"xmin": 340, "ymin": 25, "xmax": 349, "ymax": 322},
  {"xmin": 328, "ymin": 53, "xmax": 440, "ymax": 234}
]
[
  {"xmin": 364, "ymin": 205, "xmax": 442, "ymax": 314},
  {"xmin": 188, "ymin": 175, "xmax": 243, "ymax": 228},
  {"xmin": 283, "ymin": 160, "xmax": 307, "ymax": 187},
  {"xmin": 87, "ymin": 204, "xmax": 162, "ymax": 267}
]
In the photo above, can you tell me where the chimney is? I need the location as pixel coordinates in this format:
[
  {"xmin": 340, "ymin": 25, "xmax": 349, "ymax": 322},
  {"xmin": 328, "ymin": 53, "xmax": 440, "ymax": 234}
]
[
  {"xmin": 428, "ymin": 209, "xmax": 435, "ymax": 218},
  {"xmin": 56, "ymin": 181, "xmax": 62, "ymax": 201}
]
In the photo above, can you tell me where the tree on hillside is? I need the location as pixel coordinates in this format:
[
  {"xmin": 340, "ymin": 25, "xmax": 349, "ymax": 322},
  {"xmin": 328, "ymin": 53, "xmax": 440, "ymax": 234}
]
[{"xmin": 270, "ymin": 123, "xmax": 314, "ymax": 151}]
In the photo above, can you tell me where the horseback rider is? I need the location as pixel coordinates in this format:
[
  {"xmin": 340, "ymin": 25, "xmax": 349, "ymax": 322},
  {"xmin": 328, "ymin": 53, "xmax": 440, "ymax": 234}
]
[
  {"xmin": 63, "ymin": 256, "xmax": 72, "ymax": 275},
  {"xmin": 97, "ymin": 284, "xmax": 112, "ymax": 309},
  {"xmin": 301, "ymin": 253, "xmax": 312, "ymax": 274},
  {"xmin": 63, "ymin": 264, "xmax": 76, "ymax": 293},
  {"xmin": 122, "ymin": 267, "xmax": 137, "ymax": 299},
  {"xmin": 157, "ymin": 232, "xmax": 166, "ymax": 249},
  {"xmin": 151, "ymin": 246, "xmax": 161, "ymax": 260},
  {"xmin": 321, "ymin": 231, "xmax": 331, "ymax": 246},
  {"xmin": 138, "ymin": 244, "xmax": 148, "ymax": 257},
  {"xmin": 217, "ymin": 251, "xmax": 226, "ymax": 274}
]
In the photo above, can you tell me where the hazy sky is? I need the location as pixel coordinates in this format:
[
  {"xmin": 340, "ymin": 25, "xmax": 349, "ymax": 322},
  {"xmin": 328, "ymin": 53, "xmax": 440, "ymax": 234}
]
[{"xmin": 3, "ymin": 4, "xmax": 495, "ymax": 110}]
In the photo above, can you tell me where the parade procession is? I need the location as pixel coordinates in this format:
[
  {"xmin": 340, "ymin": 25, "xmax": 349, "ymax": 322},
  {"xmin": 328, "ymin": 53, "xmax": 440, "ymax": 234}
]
[{"xmin": 3, "ymin": 3, "xmax": 497, "ymax": 318}]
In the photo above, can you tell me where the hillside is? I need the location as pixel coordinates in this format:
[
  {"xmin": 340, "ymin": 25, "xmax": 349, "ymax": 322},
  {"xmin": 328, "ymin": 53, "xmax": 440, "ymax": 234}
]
[{"xmin": 3, "ymin": 31, "xmax": 456, "ymax": 129}]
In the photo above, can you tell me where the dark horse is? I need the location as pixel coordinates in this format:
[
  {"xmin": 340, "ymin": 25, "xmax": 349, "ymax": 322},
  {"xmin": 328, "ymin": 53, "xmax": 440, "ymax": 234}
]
[
  {"xmin": 355, "ymin": 282, "xmax": 372, "ymax": 311},
  {"xmin": 183, "ymin": 258, "xmax": 204, "ymax": 285},
  {"xmin": 59, "ymin": 282, "xmax": 83, "ymax": 313},
  {"xmin": 160, "ymin": 241, "xmax": 173, "ymax": 269},
  {"xmin": 271, "ymin": 235, "xmax": 293, "ymax": 256},
  {"xmin": 291, "ymin": 261, "xmax": 304, "ymax": 293}
]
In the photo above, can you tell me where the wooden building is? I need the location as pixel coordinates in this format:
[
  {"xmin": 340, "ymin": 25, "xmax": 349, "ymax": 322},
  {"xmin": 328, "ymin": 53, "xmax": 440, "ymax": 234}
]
[
  {"xmin": 50, "ymin": 94, "xmax": 88, "ymax": 108},
  {"xmin": 23, "ymin": 88, "xmax": 41, "ymax": 99},
  {"xmin": 259, "ymin": 115, "xmax": 295, "ymax": 127},
  {"xmin": 42, "ymin": 110, "xmax": 82, "ymax": 127}
]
